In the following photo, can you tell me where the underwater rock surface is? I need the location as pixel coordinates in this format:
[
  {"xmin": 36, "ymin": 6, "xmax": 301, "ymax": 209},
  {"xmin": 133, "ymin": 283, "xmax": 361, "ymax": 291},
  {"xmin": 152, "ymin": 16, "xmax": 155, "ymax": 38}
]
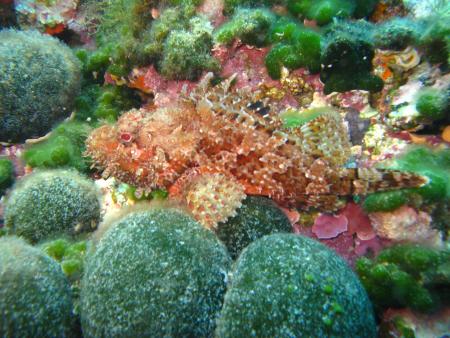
[{"xmin": 0, "ymin": 0, "xmax": 449, "ymax": 336}]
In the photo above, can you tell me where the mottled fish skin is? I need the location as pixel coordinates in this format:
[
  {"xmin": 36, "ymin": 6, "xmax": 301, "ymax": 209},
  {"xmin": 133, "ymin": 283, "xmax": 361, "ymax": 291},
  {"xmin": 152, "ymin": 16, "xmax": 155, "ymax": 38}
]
[{"xmin": 86, "ymin": 73, "xmax": 426, "ymax": 213}]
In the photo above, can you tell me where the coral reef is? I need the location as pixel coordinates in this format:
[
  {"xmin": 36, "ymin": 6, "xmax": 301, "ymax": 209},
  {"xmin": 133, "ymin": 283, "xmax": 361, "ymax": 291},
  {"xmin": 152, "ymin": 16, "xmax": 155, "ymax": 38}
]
[
  {"xmin": 356, "ymin": 244, "xmax": 450, "ymax": 313},
  {"xmin": 0, "ymin": 157, "xmax": 14, "ymax": 197},
  {"xmin": 0, "ymin": 29, "xmax": 81, "ymax": 143},
  {"xmin": 80, "ymin": 208, "xmax": 231, "ymax": 337},
  {"xmin": 4, "ymin": 169, "xmax": 100, "ymax": 243},
  {"xmin": 215, "ymin": 196, "xmax": 292, "ymax": 259},
  {"xmin": 0, "ymin": 236, "xmax": 74, "ymax": 337},
  {"xmin": 86, "ymin": 74, "xmax": 426, "ymax": 227},
  {"xmin": 23, "ymin": 121, "xmax": 92, "ymax": 172},
  {"xmin": 0, "ymin": 0, "xmax": 449, "ymax": 334},
  {"xmin": 215, "ymin": 234, "xmax": 377, "ymax": 337}
]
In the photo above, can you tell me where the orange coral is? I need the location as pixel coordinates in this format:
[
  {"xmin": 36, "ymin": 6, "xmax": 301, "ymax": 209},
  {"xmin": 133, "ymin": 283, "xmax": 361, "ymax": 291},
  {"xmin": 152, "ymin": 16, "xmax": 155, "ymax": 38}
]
[{"xmin": 86, "ymin": 73, "xmax": 426, "ymax": 227}]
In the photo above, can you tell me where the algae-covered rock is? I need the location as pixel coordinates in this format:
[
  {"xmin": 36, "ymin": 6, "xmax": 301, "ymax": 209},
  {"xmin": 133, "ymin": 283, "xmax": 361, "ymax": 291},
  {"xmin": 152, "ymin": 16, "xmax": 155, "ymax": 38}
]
[
  {"xmin": 80, "ymin": 208, "xmax": 231, "ymax": 337},
  {"xmin": 0, "ymin": 29, "xmax": 81, "ymax": 143},
  {"xmin": 216, "ymin": 196, "xmax": 292, "ymax": 259},
  {"xmin": 4, "ymin": 169, "xmax": 100, "ymax": 243},
  {"xmin": 0, "ymin": 236, "xmax": 74, "ymax": 337},
  {"xmin": 216, "ymin": 234, "xmax": 377, "ymax": 337}
]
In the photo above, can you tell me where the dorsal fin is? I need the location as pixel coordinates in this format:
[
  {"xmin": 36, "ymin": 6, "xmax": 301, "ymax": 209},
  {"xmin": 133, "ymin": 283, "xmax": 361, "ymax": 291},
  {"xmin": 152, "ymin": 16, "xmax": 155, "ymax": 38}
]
[{"xmin": 280, "ymin": 107, "xmax": 352, "ymax": 167}]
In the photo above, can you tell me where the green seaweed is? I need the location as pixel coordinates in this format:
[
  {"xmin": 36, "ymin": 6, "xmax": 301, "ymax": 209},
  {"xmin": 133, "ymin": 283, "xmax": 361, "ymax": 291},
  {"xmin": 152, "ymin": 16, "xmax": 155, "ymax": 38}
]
[{"xmin": 356, "ymin": 244, "xmax": 450, "ymax": 313}]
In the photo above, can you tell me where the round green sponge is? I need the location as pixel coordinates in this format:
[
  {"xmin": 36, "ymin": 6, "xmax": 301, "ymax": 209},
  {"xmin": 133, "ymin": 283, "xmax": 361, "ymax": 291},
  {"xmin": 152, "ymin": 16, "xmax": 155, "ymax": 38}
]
[
  {"xmin": 0, "ymin": 236, "xmax": 74, "ymax": 337},
  {"xmin": 0, "ymin": 29, "xmax": 81, "ymax": 143},
  {"xmin": 80, "ymin": 208, "xmax": 231, "ymax": 337},
  {"xmin": 215, "ymin": 234, "xmax": 377, "ymax": 337},
  {"xmin": 216, "ymin": 196, "xmax": 292, "ymax": 259},
  {"xmin": 4, "ymin": 169, "xmax": 100, "ymax": 243}
]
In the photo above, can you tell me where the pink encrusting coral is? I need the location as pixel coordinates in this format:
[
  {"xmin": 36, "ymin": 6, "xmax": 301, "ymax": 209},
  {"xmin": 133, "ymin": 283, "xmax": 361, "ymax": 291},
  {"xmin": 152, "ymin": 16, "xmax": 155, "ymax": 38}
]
[
  {"xmin": 86, "ymin": 74, "xmax": 426, "ymax": 227},
  {"xmin": 312, "ymin": 214, "xmax": 348, "ymax": 239}
]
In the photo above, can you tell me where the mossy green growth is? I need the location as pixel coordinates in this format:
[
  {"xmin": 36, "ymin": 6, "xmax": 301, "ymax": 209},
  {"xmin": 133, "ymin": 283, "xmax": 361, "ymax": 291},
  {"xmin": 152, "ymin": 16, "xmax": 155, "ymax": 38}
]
[
  {"xmin": 140, "ymin": 7, "xmax": 218, "ymax": 80},
  {"xmin": 287, "ymin": 0, "xmax": 377, "ymax": 25},
  {"xmin": 373, "ymin": 17, "xmax": 422, "ymax": 51},
  {"xmin": 320, "ymin": 31, "xmax": 383, "ymax": 94},
  {"xmin": 265, "ymin": 19, "xmax": 321, "ymax": 78},
  {"xmin": 80, "ymin": 208, "xmax": 231, "ymax": 337},
  {"xmin": 92, "ymin": 0, "xmax": 154, "ymax": 77},
  {"xmin": 74, "ymin": 83, "xmax": 141, "ymax": 122},
  {"xmin": 216, "ymin": 234, "xmax": 376, "ymax": 337},
  {"xmin": 139, "ymin": 6, "xmax": 194, "ymax": 62},
  {"xmin": 216, "ymin": 196, "xmax": 292, "ymax": 259},
  {"xmin": 41, "ymin": 238, "xmax": 88, "ymax": 279},
  {"xmin": 22, "ymin": 121, "xmax": 92, "ymax": 172},
  {"xmin": 41, "ymin": 238, "xmax": 90, "ymax": 316},
  {"xmin": 415, "ymin": 87, "xmax": 449, "ymax": 121},
  {"xmin": 363, "ymin": 190, "xmax": 409, "ymax": 213},
  {"xmin": 0, "ymin": 157, "xmax": 14, "ymax": 196},
  {"xmin": 356, "ymin": 244, "xmax": 450, "ymax": 313},
  {"xmin": 417, "ymin": 7, "xmax": 450, "ymax": 67},
  {"xmin": 160, "ymin": 16, "xmax": 219, "ymax": 80},
  {"xmin": 0, "ymin": 236, "xmax": 74, "ymax": 337},
  {"xmin": 0, "ymin": 29, "xmax": 81, "ymax": 143},
  {"xmin": 223, "ymin": 0, "xmax": 286, "ymax": 15},
  {"xmin": 214, "ymin": 8, "xmax": 275, "ymax": 47},
  {"xmin": 363, "ymin": 146, "xmax": 450, "ymax": 212},
  {"xmin": 4, "ymin": 169, "xmax": 101, "ymax": 243}
]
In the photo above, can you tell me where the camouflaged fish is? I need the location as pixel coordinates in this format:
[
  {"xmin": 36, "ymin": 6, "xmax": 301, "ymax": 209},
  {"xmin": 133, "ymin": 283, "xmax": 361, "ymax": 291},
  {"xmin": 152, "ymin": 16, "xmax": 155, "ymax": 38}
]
[{"xmin": 86, "ymin": 73, "xmax": 426, "ymax": 228}]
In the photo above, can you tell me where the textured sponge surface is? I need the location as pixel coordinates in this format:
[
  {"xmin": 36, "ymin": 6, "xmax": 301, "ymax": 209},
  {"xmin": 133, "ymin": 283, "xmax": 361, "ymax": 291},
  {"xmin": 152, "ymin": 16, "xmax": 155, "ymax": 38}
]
[
  {"xmin": 0, "ymin": 236, "xmax": 74, "ymax": 337},
  {"xmin": 81, "ymin": 208, "xmax": 231, "ymax": 337},
  {"xmin": 0, "ymin": 29, "xmax": 80, "ymax": 142},
  {"xmin": 216, "ymin": 234, "xmax": 377, "ymax": 337}
]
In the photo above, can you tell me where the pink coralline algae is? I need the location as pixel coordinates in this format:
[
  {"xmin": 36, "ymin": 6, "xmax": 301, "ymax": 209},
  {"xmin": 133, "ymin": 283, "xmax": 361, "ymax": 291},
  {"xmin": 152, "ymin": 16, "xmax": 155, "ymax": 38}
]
[
  {"xmin": 312, "ymin": 202, "xmax": 376, "ymax": 240},
  {"xmin": 340, "ymin": 202, "xmax": 376, "ymax": 240},
  {"xmin": 312, "ymin": 214, "xmax": 348, "ymax": 239}
]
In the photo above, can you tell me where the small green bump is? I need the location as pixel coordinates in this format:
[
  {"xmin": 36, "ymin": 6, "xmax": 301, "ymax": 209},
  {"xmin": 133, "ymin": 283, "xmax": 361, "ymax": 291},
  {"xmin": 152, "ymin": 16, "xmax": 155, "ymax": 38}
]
[
  {"xmin": 322, "ymin": 316, "xmax": 333, "ymax": 327},
  {"xmin": 323, "ymin": 284, "xmax": 333, "ymax": 295},
  {"xmin": 42, "ymin": 239, "xmax": 70, "ymax": 261},
  {"xmin": 61, "ymin": 259, "xmax": 83, "ymax": 277},
  {"xmin": 305, "ymin": 273, "xmax": 315, "ymax": 282},
  {"xmin": 331, "ymin": 302, "xmax": 344, "ymax": 315}
]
